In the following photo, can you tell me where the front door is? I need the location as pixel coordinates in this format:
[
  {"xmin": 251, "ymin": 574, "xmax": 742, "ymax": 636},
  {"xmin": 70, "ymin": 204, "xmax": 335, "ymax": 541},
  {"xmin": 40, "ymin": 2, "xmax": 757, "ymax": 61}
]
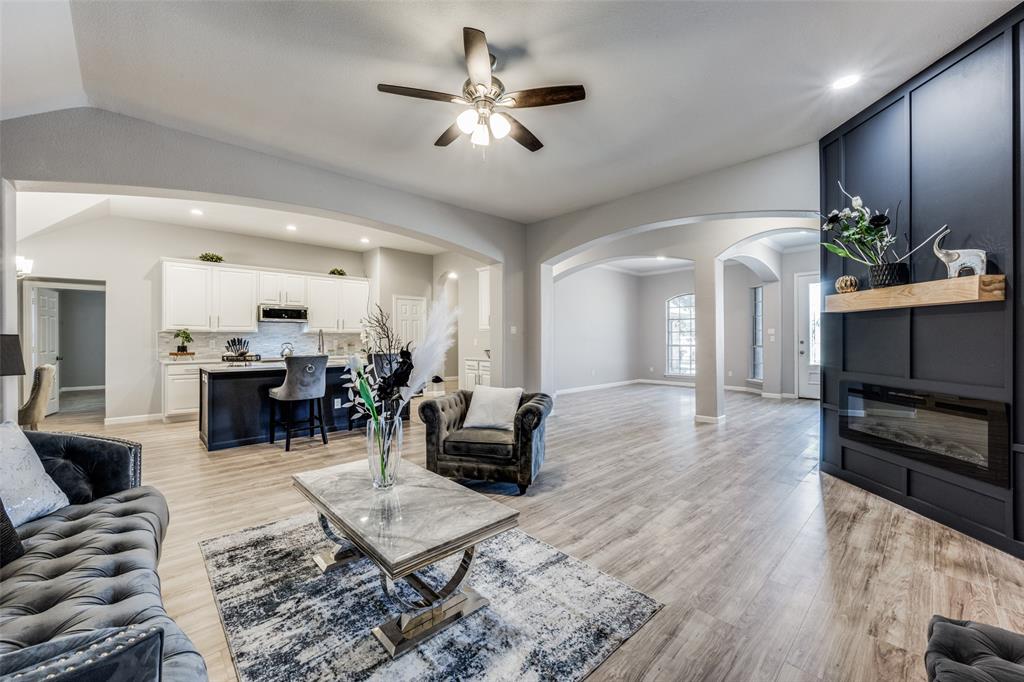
[
  {"xmin": 34, "ymin": 287, "xmax": 60, "ymax": 414},
  {"xmin": 393, "ymin": 296, "xmax": 426, "ymax": 349},
  {"xmin": 796, "ymin": 273, "xmax": 821, "ymax": 400}
]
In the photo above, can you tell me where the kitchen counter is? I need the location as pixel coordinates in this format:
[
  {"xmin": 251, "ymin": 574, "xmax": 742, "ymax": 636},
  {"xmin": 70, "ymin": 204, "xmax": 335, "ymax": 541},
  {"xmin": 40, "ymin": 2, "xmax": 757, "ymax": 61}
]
[{"xmin": 202, "ymin": 360, "xmax": 350, "ymax": 374}]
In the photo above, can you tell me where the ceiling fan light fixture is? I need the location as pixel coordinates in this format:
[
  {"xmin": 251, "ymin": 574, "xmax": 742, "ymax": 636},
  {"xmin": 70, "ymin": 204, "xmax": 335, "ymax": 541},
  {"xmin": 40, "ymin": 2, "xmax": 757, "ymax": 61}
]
[
  {"xmin": 489, "ymin": 112, "xmax": 511, "ymax": 139},
  {"xmin": 456, "ymin": 109, "xmax": 480, "ymax": 135},
  {"xmin": 471, "ymin": 123, "xmax": 490, "ymax": 146}
]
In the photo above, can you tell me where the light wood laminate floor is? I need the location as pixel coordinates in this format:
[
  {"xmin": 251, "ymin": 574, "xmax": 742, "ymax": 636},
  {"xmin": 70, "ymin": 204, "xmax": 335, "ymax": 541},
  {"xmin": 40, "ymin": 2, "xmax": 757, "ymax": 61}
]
[{"xmin": 42, "ymin": 385, "xmax": 1024, "ymax": 681}]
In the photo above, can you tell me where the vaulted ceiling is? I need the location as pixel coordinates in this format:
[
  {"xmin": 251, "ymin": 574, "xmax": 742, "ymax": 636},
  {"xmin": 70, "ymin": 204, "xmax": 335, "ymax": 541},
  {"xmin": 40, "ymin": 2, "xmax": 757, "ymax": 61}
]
[{"xmin": 1, "ymin": 1, "xmax": 1014, "ymax": 223}]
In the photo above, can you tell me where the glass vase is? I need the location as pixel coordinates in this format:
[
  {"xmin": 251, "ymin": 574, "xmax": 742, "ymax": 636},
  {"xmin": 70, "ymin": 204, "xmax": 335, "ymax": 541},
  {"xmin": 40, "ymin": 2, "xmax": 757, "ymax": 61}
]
[{"xmin": 367, "ymin": 414, "xmax": 403, "ymax": 489}]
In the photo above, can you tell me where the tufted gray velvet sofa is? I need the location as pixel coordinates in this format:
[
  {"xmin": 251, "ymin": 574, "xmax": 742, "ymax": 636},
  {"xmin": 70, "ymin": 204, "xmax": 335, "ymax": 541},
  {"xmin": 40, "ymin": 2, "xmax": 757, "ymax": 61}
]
[
  {"xmin": 926, "ymin": 615, "xmax": 1024, "ymax": 681},
  {"xmin": 0, "ymin": 431, "xmax": 207, "ymax": 681},
  {"xmin": 419, "ymin": 390, "xmax": 553, "ymax": 495}
]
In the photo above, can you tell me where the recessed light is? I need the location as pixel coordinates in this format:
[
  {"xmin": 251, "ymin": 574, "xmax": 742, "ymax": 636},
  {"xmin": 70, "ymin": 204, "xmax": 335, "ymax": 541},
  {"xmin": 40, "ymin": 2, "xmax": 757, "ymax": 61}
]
[
  {"xmin": 448, "ymin": 271, "xmax": 458, "ymax": 280},
  {"xmin": 656, "ymin": 256, "xmax": 667, "ymax": 261},
  {"xmin": 286, "ymin": 224, "xmax": 297, "ymax": 231},
  {"xmin": 190, "ymin": 208, "xmax": 204, "ymax": 216},
  {"xmin": 831, "ymin": 74, "xmax": 861, "ymax": 90},
  {"xmin": 360, "ymin": 237, "xmax": 370, "ymax": 244}
]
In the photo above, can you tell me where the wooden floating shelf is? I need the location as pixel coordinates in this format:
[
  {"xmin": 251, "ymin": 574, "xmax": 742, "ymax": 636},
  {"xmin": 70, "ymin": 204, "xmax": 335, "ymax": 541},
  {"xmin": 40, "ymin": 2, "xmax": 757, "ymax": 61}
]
[{"xmin": 824, "ymin": 274, "xmax": 1005, "ymax": 313}]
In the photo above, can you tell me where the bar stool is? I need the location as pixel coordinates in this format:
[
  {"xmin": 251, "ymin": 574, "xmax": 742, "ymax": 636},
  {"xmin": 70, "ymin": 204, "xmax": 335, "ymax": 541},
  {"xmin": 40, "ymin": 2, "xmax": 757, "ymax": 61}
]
[{"xmin": 269, "ymin": 355, "xmax": 329, "ymax": 451}]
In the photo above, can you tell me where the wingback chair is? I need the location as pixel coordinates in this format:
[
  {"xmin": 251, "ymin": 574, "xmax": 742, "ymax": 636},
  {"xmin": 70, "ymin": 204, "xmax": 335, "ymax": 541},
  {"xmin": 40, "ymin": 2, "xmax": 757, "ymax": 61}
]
[
  {"xmin": 419, "ymin": 390, "xmax": 553, "ymax": 495},
  {"xmin": 18, "ymin": 364, "xmax": 55, "ymax": 431}
]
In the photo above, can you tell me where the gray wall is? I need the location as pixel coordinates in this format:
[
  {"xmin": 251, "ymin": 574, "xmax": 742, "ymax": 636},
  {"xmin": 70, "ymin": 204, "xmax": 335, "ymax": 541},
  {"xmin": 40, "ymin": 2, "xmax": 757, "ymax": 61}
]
[
  {"xmin": 637, "ymin": 269, "xmax": 696, "ymax": 384},
  {"xmin": 723, "ymin": 262, "xmax": 763, "ymax": 390},
  {"xmin": 58, "ymin": 289, "xmax": 105, "ymax": 388},
  {"xmin": 554, "ymin": 267, "xmax": 640, "ymax": 391},
  {"xmin": 780, "ymin": 248, "xmax": 819, "ymax": 396}
]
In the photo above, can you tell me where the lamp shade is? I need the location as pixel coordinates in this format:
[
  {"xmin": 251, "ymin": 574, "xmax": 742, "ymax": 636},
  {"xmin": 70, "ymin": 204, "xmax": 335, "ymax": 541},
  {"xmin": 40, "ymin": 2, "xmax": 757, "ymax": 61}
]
[{"xmin": 0, "ymin": 334, "xmax": 26, "ymax": 376}]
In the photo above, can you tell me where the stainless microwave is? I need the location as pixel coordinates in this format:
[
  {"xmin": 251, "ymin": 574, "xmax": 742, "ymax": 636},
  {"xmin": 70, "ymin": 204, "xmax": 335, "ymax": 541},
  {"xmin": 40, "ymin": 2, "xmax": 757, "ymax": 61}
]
[{"xmin": 258, "ymin": 305, "xmax": 308, "ymax": 322}]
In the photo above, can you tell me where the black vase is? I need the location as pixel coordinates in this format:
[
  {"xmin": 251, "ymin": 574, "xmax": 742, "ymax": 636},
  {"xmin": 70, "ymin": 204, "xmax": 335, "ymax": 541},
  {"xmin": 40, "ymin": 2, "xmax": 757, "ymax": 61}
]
[{"xmin": 868, "ymin": 263, "xmax": 910, "ymax": 288}]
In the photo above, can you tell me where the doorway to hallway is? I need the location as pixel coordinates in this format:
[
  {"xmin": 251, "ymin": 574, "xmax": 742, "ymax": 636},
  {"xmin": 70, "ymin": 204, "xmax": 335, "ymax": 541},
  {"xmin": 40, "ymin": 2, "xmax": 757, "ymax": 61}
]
[{"xmin": 795, "ymin": 271, "xmax": 821, "ymax": 400}]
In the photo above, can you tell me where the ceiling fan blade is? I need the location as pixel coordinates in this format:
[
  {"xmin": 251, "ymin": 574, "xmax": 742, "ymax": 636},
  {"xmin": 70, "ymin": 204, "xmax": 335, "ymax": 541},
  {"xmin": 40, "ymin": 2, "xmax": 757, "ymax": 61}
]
[
  {"xmin": 434, "ymin": 122, "xmax": 462, "ymax": 147},
  {"xmin": 377, "ymin": 84, "xmax": 465, "ymax": 104},
  {"xmin": 501, "ymin": 85, "xmax": 586, "ymax": 108},
  {"xmin": 463, "ymin": 27, "xmax": 492, "ymax": 92},
  {"xmin": 503, "ymin": 113, "xmax": 543, "ymax": 152}
]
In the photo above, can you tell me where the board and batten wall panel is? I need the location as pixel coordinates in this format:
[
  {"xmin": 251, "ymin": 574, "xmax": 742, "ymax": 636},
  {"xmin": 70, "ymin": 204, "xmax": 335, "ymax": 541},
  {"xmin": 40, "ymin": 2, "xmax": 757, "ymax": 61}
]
[
  {"xmin": 819, "ymin": 10, "xmax": 1021, "ymax": 557},
  {"xmin": 909, "ymin": 34, "xmax": 1012, "ymax": 391}
]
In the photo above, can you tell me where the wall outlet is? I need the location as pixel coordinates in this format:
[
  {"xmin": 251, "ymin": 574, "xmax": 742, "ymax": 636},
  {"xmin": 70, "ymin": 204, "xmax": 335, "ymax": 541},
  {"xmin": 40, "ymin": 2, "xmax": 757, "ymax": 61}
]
[
  {"xmin": 649, "ymin": 366, "xmax": 654, "ymax": 373},
  {"xmin": 334, "ymin": 398, "xmax": 342, "ymax": 409},
  {"xmin": 727, "ymin": 370, "xmax": 733, "ymax": 377},
  {"xmin": 591, "ymin": 368, "xmax": 596, "ymax": 376},
  {"xmin": 208, "ymin": 338, "xmax": 216, "ymax": 349},
  {"xmin": 510, "ymin": 325, "xmax": 518, "ymax": 334}
]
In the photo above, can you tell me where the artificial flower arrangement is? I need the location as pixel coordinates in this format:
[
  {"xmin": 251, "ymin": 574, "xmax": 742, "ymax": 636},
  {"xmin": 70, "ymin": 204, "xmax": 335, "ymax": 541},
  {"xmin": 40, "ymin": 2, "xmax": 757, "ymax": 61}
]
[
  {"xmin": 345, "ymin": 298, "xmax": 456, "ymax": 487},
  {"xmin": 821, "ymin": 183, "xmax": 946, "ymax": 287}
]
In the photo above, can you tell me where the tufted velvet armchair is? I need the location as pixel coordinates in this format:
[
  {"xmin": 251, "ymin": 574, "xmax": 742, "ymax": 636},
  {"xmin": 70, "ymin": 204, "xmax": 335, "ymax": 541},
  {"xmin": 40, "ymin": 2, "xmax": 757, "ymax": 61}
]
[
  {"xmin": 926, "ymin": 615, "xmax": 1024, "ymax": 681},
  {"xmin": 419, "ymin": 390, "xmax": 553, "ymax": 495},
  {"xmin": 1, "ymin": 431, "xmax": 208, "ymax": 682}
]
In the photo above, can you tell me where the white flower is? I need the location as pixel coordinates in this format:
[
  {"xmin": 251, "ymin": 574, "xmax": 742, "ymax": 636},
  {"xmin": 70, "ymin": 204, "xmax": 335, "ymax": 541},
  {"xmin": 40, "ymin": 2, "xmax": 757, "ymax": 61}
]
[
  {"xmin": 829, "ymin": 209, "xmax": 839, "ymax": 216},
  {"xmin": 347, "ymin": 354, "xmax": 363, "ymax": 374},
  {"xmin": 851, "ymin": 196, "xmax": 863, "ymax": 210}
]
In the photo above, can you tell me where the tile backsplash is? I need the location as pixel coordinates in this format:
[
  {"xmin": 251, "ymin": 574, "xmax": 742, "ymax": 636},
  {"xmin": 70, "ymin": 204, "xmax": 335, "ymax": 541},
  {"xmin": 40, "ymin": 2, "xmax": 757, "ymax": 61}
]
[{"xmin": 160, "ymin": 323, "xmax": 362, "ymax": 360}]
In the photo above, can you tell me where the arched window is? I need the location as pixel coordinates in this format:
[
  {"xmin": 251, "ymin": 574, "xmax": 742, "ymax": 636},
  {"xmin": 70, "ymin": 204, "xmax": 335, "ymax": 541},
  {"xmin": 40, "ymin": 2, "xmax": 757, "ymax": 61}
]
[{"xmin": 666, "ymin": 294, "xmax": 695, "ymax": 376}]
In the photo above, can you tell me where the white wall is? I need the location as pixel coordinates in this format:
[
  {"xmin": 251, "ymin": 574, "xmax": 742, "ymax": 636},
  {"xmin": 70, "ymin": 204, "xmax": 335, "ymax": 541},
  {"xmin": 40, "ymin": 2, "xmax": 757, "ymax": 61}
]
[
  {"xmin": 723, "ymin": 262, "xmax": 762, "ymax": 390},
  {"xmin": 432, "ymin": 252, "xmax": 492, "ymax": 386},
  {"xmin": 553, "ymin": 267, "xmax": 640, "ymax": 391},
  {"xmin": 58, "ymin": 289, "xmax": 105, "ymax": 388},
  {"xmin": 781, "ymin": 248, "xmax": 820, "ymax": 396},
  {"xmin": 15, "ymin": 214, "xmax": 418, "ymax": 419}
]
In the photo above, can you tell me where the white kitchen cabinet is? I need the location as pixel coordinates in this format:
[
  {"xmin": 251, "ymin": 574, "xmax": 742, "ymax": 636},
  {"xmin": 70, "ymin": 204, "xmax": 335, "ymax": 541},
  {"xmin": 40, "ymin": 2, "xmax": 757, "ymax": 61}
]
[
  {"xmin": 477, "ymin": 266, "xmax": 491, "ymax": 331},
  {"xmin": 259, "ymin": 271, "xmax": 307, "ymax": 306},
  {"xmin": 213, "ymin": 268, "xmax": 258, "ymax": 332},
  {"xmin": 463, "ymin": 359, "xmax": 492, "ymax": 389},
  {"xmin": 307, "ymin": 276, "xmax": 343, "ymax": 331},
  {"xmin": 162, "ymin": 262, "xmax": 212, "ymax": 330},
  {"xmin": 162, "ymin": 363, "xmax": 217, "ymax": 418},
  {"xmin": 340, "ymin": 279, "xmax": 370, "ymax": 332}
]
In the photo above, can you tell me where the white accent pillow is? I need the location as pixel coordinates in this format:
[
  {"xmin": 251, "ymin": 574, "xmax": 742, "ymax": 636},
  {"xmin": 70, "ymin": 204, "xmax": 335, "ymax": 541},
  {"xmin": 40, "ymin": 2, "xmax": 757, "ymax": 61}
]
[
  {"xmin": 463, "ymin": 386, "xmax": 524, "ymax": 431},
  {"xmin": 0, "ymin": 421, "xmax": 69, "ymax": 527}
]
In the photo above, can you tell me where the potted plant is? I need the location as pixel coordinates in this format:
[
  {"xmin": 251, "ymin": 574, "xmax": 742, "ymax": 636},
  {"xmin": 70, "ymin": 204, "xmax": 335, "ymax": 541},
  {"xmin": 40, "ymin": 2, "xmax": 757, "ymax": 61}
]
[
  {"xmin": 821, "ymin": 183, "xmax": 946, "ymax": 288},
  {"xmin": 198, "ymin": 252, "xmax": 224, "ymax": 263},
  {"xmin": 328, "ymin": 267, "xmax": 347, "ymax": 276},
  {"xmin": 173, "ymin": 329, "xmax": 193, "ymax": 353}
]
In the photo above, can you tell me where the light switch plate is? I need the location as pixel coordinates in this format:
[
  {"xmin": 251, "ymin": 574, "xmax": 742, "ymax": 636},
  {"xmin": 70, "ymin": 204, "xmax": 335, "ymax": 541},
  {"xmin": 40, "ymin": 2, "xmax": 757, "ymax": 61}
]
[
  {"xmin": 510, "ymin": 325, "xmax": 518, "ymax": 334},
  {"xmin": 334, "ymin": 398, "xmax": 342, "ymax": 409}
]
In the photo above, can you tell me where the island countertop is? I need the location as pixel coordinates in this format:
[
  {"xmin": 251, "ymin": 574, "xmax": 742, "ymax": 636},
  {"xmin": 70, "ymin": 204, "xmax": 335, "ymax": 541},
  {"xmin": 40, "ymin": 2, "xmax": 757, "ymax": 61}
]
[{"xmin": 200, "ymin": 360, "xmax": 350, "ymax": 374}]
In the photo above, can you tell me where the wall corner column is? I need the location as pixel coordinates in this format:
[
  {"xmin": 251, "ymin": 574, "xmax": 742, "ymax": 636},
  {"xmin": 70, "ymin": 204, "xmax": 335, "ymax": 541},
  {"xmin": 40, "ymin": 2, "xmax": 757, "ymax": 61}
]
[{"xmin": 694, "ymin": 257, "xmax": 725, "ymax": 422}]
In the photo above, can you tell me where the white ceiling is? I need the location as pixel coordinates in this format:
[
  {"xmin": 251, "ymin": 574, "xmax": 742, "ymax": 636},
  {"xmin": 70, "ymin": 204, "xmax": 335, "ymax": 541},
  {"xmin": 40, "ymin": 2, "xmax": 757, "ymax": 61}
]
[
  {"xmin": 601, "ymin": 257, "xmax": 694, "ymax": 276},
  {"xmin": 757, "ymin": 230, "xmax": 820, "ymax": 252},
  {"xmin": 1, "ymin": 1, "xmax": 1015, "ymax": 223},
  {"xmin": 15, "ymin": 191, "xmax": 445, "ymax": 255}
]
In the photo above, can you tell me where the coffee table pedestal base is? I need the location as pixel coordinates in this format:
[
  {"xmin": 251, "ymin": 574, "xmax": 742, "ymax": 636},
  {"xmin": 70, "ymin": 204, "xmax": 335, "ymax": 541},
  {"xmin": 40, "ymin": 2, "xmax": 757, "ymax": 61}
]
[{"xmin": 372, "ymin": 586, "xmax": 488, "ymax": 658}]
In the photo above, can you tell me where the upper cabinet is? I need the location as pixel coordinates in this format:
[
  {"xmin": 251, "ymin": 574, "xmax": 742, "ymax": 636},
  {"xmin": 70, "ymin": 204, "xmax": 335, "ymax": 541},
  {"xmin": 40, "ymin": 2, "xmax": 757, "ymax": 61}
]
[
  {"xmin": 163, "ymin": 262, "xmax": 213, "ymax": 330},
  {"xmin": 259, "ymin": 271, "xmax": 307, "ymax": 306},
  {"xmin": 213, "ymin": 268, "xmax": 259, "ymax": 332},
  {"xmin": 340, "ymin": 279, "xmax": 369, "ymax": 333},
  {"xmin": 477, "ymin": 266, "xmax": 491, "ymax": 331},
  {"xmin": 307, "ymin": 276, "xmax": 343, "ymax": 331}
]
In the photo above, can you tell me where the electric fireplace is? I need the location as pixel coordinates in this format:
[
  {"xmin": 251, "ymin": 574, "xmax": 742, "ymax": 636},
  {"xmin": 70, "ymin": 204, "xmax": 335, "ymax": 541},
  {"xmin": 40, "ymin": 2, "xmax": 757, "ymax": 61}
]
[{"xmin": 840, "ymin": 382, "xmax": 1010, "ymax": 487}]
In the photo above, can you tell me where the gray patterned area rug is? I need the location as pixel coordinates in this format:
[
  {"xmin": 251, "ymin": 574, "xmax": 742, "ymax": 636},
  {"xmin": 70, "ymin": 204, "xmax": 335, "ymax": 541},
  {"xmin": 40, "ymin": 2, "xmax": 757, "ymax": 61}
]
[{"xmin": 200, "ymin": 515, "xmax": 661, "ymax": 681}]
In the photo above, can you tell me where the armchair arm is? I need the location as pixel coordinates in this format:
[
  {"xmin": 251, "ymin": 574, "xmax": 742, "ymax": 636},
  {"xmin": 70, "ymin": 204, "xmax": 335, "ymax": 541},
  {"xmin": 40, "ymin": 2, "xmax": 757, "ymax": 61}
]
[
  {"xmin": 418, "ymin": 391, "xmax": 471, "ymax": 471},
  {"xmin": 23, "ymin": 431, "xmax": 142, "ymax": 504},
  {"xmin": 514, "ymin": 393, "xmax": 554, "ymax": 486}
]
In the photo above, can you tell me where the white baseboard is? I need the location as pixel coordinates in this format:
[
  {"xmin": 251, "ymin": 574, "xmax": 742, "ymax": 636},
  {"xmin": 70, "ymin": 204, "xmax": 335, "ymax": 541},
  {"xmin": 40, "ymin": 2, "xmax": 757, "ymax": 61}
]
[
  {"xmin": 636, "ymin": 379, "xmax": 696, "ymax": 388},
  {"xmin": 556, "ymin": 379, "xmax": 637, "ymax": 396},
  {"xmin": 782, "ymin": 393, "xmax": 798, "ymax": 399},
  {"xmin": 61, "ymin": 385, "xmax": 104, "ymax": 393},
  {"xmin": 694, "ymin": 414, "xmax": 726, "ymax": 424},
  {"xmin": 761, "ymin": 392, "xmax": 782, "ymax": 399},
  {"xmin": 724, "ymin": 385, "xmax": 761, "ymax": 395},
  {"xmin": 103, "ymin": 413, "xmax": 163, "ymax": 426},
  {"xmin": 443, "ymin": 376, "xmax": 458, "ymax": 382}
]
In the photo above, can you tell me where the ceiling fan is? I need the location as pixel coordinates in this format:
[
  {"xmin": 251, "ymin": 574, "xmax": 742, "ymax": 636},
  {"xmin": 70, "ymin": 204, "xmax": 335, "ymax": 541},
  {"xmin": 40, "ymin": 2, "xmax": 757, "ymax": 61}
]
[{"xmin": 377, "ymin": 27, "xmax": 585, "ymax": 152}]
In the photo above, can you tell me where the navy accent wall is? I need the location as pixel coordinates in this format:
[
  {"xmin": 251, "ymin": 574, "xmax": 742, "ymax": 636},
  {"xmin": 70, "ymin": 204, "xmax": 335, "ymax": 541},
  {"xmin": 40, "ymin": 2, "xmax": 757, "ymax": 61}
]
[{"xmin": 819, "ymin": 6, "xmax": 1023, "ymax": 558}]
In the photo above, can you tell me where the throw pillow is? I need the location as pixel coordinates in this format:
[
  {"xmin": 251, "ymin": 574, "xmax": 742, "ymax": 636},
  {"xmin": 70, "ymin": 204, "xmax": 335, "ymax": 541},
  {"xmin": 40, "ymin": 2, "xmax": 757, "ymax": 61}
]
[
  {"xmin": 0, "ymin": 495, "xmax": 25, "ymax": 567},
  {"xmin": 0, "ymin": 421, "xmax": 70, "ymax": 527},
  {"xmin": 463, "ymin": 385, "xmax": 524, "ymax": 430}
]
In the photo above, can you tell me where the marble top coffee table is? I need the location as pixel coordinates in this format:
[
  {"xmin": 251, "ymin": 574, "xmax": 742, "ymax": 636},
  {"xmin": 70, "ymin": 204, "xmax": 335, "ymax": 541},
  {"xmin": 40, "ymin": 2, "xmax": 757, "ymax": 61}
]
[{"xmin": 292, "ymin": 460, "xmax": 519, "ymax": 657}]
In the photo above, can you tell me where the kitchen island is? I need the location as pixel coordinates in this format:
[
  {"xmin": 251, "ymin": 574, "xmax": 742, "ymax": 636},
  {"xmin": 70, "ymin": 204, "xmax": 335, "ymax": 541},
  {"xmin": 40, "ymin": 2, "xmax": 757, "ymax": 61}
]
[{"xmin": 199, "ymin": 362, "xmax": 408, "ymax": 451}]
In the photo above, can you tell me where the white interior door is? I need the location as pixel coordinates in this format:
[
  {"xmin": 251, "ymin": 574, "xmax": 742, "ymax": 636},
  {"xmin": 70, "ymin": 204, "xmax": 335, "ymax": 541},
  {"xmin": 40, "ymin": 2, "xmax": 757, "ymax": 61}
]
[
  {"xmin": 393, "ymin": 296, "xmax": 426, "ymax": 349},
  {"xmin": 34, "ymin": 288, "xmax": 60, "ymax": 414},
  {"xmin": 796, "ymin": 273, "xmax": 821, "ymax": 400}
]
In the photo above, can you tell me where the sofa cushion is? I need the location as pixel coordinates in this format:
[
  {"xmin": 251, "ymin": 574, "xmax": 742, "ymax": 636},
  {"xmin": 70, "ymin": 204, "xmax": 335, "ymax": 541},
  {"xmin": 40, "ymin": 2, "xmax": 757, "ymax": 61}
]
[
  {"xmin": 0, "ymin": 624, "xmax": 164, "ymax": 682},
  {"xmin": 926, "ymin": 615, "xmax": 1024, "ymax": 681},
  {"xmin": 0, "ymin": 422, "xmax": 70, "ymax": 526},
  {"xmin": 443, "ymin": 427, "xmax": 515, "ymax": 460},
  {"xmin": 0, "ymin": 487, "xmax": 207, "ymax": 682},
  {"xmin": 0, "ymin": 498, "xmax": 24, "ymax": 568}
]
